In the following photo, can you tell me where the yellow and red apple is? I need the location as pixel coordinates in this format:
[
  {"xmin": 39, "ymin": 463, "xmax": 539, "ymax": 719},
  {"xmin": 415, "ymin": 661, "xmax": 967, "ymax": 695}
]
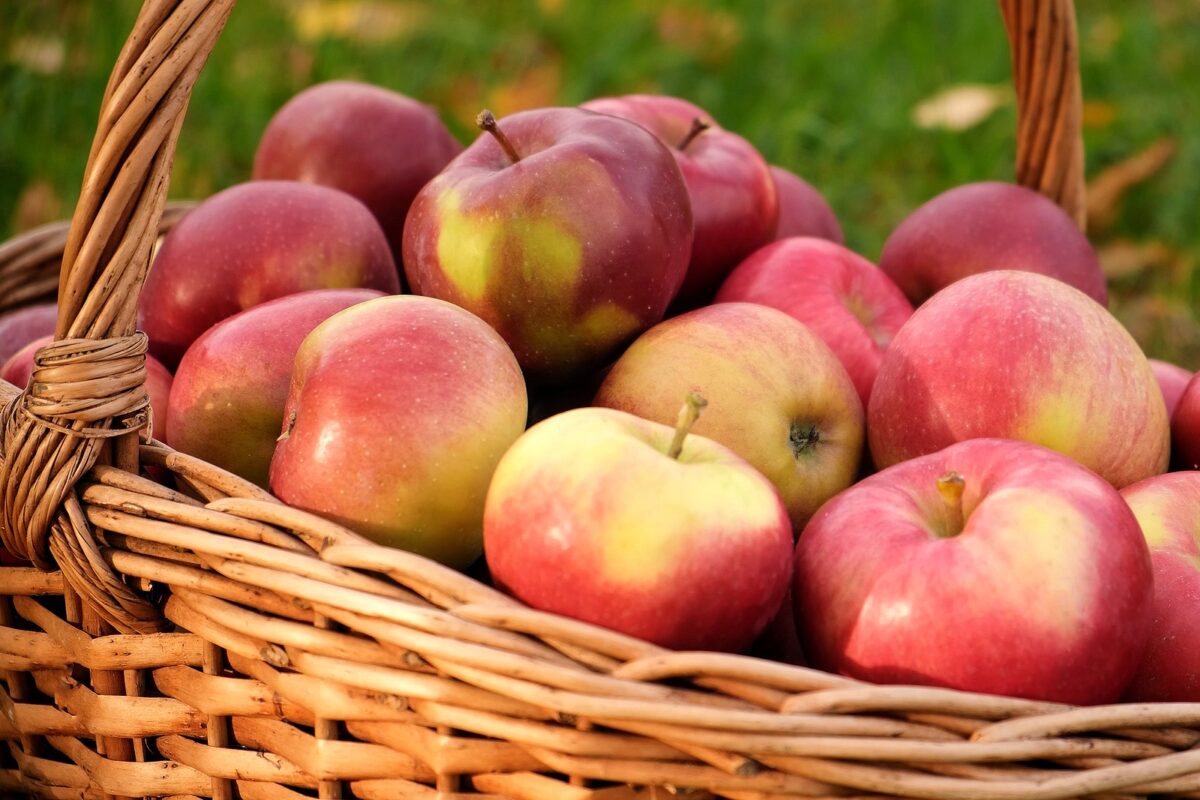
[
  {"xmin": 869, "ymin": 271, "xmax": 1168, "ymax": 488},
  {"xmin": 269, "ymin": 295, "xmax": 526, "ymax": 568},
  {"xmin": 795, "ymin": 438, "xmax": 1154, "ymax": 704},
  {"xmin": 595, "ymin": 302, "xmax": 863, "ymax": 528},
  {"xmin": 1120, "ymin": 472, "xmax": 1200, "ymax": 701},
  {"xmin": 484, "ymin": 402, "xmax": 793, "ymax": 652}
]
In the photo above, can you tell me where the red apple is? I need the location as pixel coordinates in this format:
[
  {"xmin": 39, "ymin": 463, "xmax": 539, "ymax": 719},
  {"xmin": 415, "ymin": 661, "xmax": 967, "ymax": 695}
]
[
  {"xmin": 1150, "ymin": 359, "xmax": 1192, "ymax": 419},
  {"xmin": 0, "ymin": 302, "xmax": 57, "ymax": 366},
  {"xmin": 869, "ymin": 271, "xmax": 1168, "ymax": 488},
  {"xmin": 403, "ymin": 107, "xmax": 692, "ymax": 382},
  {"xmin": 1172, "ymin": 373, "xmax": 1200, "ymax": 470},
  {"xmin": 795, "ymin": 438, "xmax": 1153, "ymax": 704},
  {"xmin": 167, "ymin": 288, "xmax": 385, "ymax": 488},
  {"xmin": 1120, "ymin": 472, "xmax": 1200, "ymax": 701},
  {"xmin": 269, "ymin": 295, "xmax": 527, "ymax": 568},
  {"xmin": 582, "ymin": 94, "xmax": 777, "ymax": 306},
  {"xmin": 253, "ymin": 80, "xmax": 462, "ymax": 267},
  {"xmin": 594, "ymin": 302, "xmax": 863, "ymax": 528},
  {"xmin": 770, "ymin": 166, "xmax": 843, "ymax": 244},
  {"xmin": 2, "ymin": 335, "xmax": 173, "ymax": 441},
  {"xmin": 715, "ymin": 237, "xmax": 913, "ymax": 406},
  {"xmin": 484, "ymin": 401, "xmax": 792, "ymax": 652},
  {"xmin": 879, "ymin": 181, "xmax": 1107, "ymax": 306},
  {"xmin": 139, "ymin": 181, "xmax": 399, "ymax": 368}
]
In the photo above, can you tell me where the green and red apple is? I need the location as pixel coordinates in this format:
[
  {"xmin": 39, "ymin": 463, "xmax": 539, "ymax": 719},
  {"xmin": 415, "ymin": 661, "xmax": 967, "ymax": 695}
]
[
  {"xmin": 1120, "ymin": 472, "xmax": 1200, "ymax": 701},
  {"xmin": 166, "ymin": 288, "xmax": 385, "ymax": 487},
  {"xmin": 484, "ymin": 399, "xmax": 792, "ymax": 652},
  {"xmin": 715, "ymin": 237, "xmax": 913, "ymax": 406},
  {"xmin": 253, "ymin": 80, "xmax": 462, "ymax": 268},
  {"xmin": 595, "ymin": 302, "xmax": 863, "ymax": 528},
  {"xmin": 869, "ymin": 270, "xmax": 1168, "ymax": 488},
  {"xmin": 139, "ymin": 181, "xmax": 400, "ymax": 368},
  {"xmin": 403, "ymin": 107, "xmax": 692, "ymax": 382},
  {"xmin": 582, "ymin": 94, "xmax": 777, "ymax": 306},
  {"xmin": 879, "ymin": 181, "xmax": 1107, "ymax": 306},
  {"xmin": 269, "ymin": 295, "xmax": 527, "ymax": 568},
  {"xmin": 795, "ymin": 438, "xmax": 1153, "ymax": 704}
]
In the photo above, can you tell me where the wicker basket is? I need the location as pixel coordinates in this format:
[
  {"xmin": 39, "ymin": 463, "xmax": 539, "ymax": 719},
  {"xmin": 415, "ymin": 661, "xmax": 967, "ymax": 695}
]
[{"xmin": 3, "ymin": 1, "xmax": 1199, "ymax": 798}]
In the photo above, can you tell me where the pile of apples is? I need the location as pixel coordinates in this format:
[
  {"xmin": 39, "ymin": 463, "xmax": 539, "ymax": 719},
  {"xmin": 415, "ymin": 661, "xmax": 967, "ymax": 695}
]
[{"xmin": 3, "ymin": 79, "xmax": 1198, "ymax": 708}]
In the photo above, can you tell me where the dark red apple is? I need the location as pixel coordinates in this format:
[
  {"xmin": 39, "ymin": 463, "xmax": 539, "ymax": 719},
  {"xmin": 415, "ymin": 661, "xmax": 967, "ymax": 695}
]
[
  {"xmin": 138, "ymin": 181, "xmax": 399, "ymax": 368},
  {"xmin": 879, "ymin": 181, "xmax": 1107, "ymax": 306},
  {"xmin": 0, "ymin": 303, "xmax": 57, "ymax": 366},
  {"xmin": 403, "ymin": 108, "xmax": 692, "ymax": 382},
  {"xmin": 1150, "ymin": 359, "xmax": 1193, "ymax": 419},
  {"xmin": 253, "ymin": 80, "xmax": 462, "ymax": 268},
  {"xmin": 770, "ymin": 166, "xmax": 843, "ymax": 244},
  {"xmin": 1172, "ymin": 373, "xmax": 1200, "ymax": 470},
  {"xmin": 582, "ymin": 94, "xmax": 777, "ymax": 306}
]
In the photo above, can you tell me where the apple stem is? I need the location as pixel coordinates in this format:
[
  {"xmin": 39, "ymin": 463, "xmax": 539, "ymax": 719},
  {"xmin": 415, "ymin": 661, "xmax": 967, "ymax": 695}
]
[
  {"xmin": 936, "ymin": 471, "xmax": 966, "ymax": 536},
  {"xmin": 476, "ymin": 109, "xmax": 521, "ymax": 163},
  {"xmin": 667, "ymin": 392, "xmax": 708, "ymax": 459},
  {"xmin": 677, "ymin": 117, "xmax": 711, "ymax": 151}
]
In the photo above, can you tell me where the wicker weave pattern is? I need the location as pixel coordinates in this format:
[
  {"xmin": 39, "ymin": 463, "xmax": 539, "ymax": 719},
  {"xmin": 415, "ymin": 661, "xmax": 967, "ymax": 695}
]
[{"xmin": 4, "ymin": 1, "xmax": 1199, "ymax": 798}]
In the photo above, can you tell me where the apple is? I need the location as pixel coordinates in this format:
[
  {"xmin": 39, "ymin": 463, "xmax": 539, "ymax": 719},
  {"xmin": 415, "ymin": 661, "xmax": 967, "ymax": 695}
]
[
  {"xmin": 1120, "ymin": 472, "xmax": 1200, "ymax": 701},
  {"xmin": 1172, "ymin": 373, "xmax": 1200, "ymax": 470},
  {"xmin": 166, "ymin": 288, "xmax": 385, "ymax": 488},
  {"xmin": 252, "ymin": 80, "xmax": 462, "ymax": 267},
  {"xmin": 594, "ymin": 302, "xmax": 863, "ymax": 528},
  {"xmin": 269, "ymin": 295, "xmax": 527, "ymax": 568},
  {"xmin": 869, "ymin": 271, "xmax": 1168, "ymax": 488},
  {"xmin": 1150, "ymin": 359, "xmax": 1192, "ymax": 419},
  {"xmin": 770, "ymin": 166, "xmax": 843, "ymax": 244},
  {"xmin": 714, "ymin": 237, "xmax": 913, "ymax": 406},
  {"xmin": 484, "ymin": 399, "xmax": 793, "ymax": 652},
  {"xmin": 879, "ymin": 182, "xmax": 1107, "ymax": 306},
  {"xmin": 138, "ymin": 180, "xmax": 400, "ymax": 368},
  {"xmin": 403, "ymin": 107, "xmax": 692, "ymax": 382},
  {"xmin": 795, "ymin": 438, "xmax": 1153, "ymax": 704},
  {"xmin": 2, "ymin": 334, "xmax": 174, "ymax": 441},
  {"xmin": 0, "ymin": 302, "xmax": 57, "ymax": 366},
  {"xmin": 581, "ymin": 94, "xmax": 777, "ymax": 306}
]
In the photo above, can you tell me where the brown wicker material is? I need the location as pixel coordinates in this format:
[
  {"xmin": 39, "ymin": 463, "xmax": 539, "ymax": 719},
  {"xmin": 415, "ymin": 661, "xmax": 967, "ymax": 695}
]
[{"xmin": 3, "ymin": 1, "xmax": 1197, "ymax": 798}]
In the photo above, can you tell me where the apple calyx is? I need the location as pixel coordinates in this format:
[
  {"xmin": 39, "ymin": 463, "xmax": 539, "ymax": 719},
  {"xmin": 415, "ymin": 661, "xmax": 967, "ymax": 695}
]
[
  {"xmin": 476, "ymin": 109, "xmax": 522, "ymax": 163},
  {"xmin": 789, "ymin": 421, "xmax": 821, "ymax": 459},
  {"xmin": 934, "ymin": 470, "xmax": 966, "ymax": 539},
  {"xmin": 677, "ymin": 117, "xmax": 711, "ymax": 151},
  {"xmin": 667, "ymin": 392, "xmax": 708, "ymax": 459}
]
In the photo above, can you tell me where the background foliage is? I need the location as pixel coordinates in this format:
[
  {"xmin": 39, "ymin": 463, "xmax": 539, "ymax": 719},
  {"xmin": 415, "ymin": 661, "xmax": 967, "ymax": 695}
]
[{"xmin": 2, "ymin": 0, "xmax": 1198, "ymax": 361}]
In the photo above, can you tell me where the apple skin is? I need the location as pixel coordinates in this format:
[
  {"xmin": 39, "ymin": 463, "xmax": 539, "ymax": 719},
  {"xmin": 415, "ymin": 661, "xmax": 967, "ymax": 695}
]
[
  {"xmin": 139, "ymin": 181, "xmax": 400, "ymax": 368},
  {"xmin": 1150, "ymin": 359, "xmax": 1192, "ymax": 419},
  {"xmin": 0, "ymin": 302, "xmax": 57, "ymax": 366},
  {"xmin": 484, "ymin": 407, "xmax": 793, "ymax": 652},
  {"xmin": 795, "ymin": 438, "xmax": 1153, "ymax": 705},
  {"xmin": 252, "ymin": 80, "xmax": 462, "ymax": 267},
  {"xmin": 582, "ymin": 94, "xmax": 777, "ymax": 306},
  {"xmin": 403, "ymin": 107, "xmax": 692, "ymax": 382},
  {"xmin": 1120, "ymin": 472, "xmax": 1200, "ymax": 701},
  {"xmin": 269, "ymin": 295, "xmax": 527, "ymax": 568},
  {"xmin": 166, "ymin": 288, "xmax": 385, "ymax": 488},
  {"xmin": 594, "ymin": 302, "xmax": 863, "ymax": 528},
  {"xmin": 869, "ymin": 271, "xmax": 1168, "ymax": 488},
  {"xmin": 1172, "ymin": 374, "xmax": 1200, "ymax": 470},
  {"xmin": 2, "ymin": 334, "xmax": 173, "ymax": 441},
  {"xmin": 770, "ymin": 166, "xmax": 843, "ymax": 244},
  {"xmin": 715, "ymin": 237, "xmax": 914, "ymax": 406},
  {"xmin": 879, "ymin": 182, "xmax": 1107, "ymax": 307}
]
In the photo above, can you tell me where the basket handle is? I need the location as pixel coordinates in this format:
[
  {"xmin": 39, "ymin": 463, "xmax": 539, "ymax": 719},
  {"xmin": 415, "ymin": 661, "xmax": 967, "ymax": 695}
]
[
  {"xmin": 0, "ymin": 0, "xmax": 1083, "ymax": 624},
  {"xmin": 1001, "ymin": 0, "xmax": 1087, "ymax": 229}
]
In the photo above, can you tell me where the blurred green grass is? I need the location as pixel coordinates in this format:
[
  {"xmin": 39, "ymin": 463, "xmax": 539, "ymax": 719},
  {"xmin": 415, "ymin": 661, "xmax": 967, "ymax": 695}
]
[{"xmin": 2, "ymin": 0, "xmax": 1198, "ymax": 362}]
